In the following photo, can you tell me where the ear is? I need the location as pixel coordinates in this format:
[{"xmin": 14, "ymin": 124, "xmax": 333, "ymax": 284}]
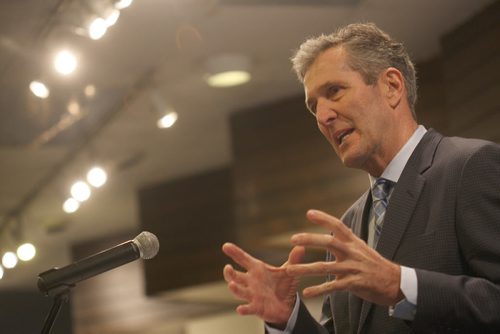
[{"xmin": 380, "ymin": 67, "xmax": 404, "ymax": 109}]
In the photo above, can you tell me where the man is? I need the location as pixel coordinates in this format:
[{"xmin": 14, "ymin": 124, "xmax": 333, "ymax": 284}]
[{"xmin": 222, "ymin": 23, "xmax": 500, "ymax": 333}]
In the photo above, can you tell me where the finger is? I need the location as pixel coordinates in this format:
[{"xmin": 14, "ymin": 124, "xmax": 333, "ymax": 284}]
[
  {"xmin": 282, "ymin": 246, "xmax": 305, "ymax": 267},
  {"xmin": 303, "ymin": 281, "xmax": 336, "ymax": 298},
  {"xmin": 223, "ymin": 264, "xmax": 248, "ymax": 286},
  {"xmin": 287, "ymin": 261, "xmax": 352, "ymax": 277},
  {"xmin": 302, "ymin": 277, "xmax": 352, "ymax": 298},
  {"xmin": 222, "ymin": 242, "xmax": 256, "ymax": 269},
  {"xmin": 223, "ymin": 264, "xmax": 233, "ymax": 282},
  {"xmin": 236, "ymin": 303, "xmax": 258, "ymax": 316},
  {"xmin": 306, "ymin": 210, "xmax": 353, "ymax": 241},
  {"xmin": 290, "ymin": 233, "xmax": 349, "ymax": 255},
  {"xmin": 228, "ymin": 280, "xmax": 252, "ymax": 301}
]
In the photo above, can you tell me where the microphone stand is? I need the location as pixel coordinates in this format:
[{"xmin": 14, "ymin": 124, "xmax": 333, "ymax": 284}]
[{"xmin": 40, "ymin": 285, "xmax": 72, "ymax": 334}]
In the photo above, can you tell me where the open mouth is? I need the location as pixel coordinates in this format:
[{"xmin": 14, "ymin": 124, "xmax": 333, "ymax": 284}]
[{"xmin": 336, "ymin": 129, "xmax": 354, "ymax": 145}]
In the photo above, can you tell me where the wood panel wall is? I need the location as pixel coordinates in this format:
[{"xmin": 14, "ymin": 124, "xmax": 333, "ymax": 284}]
[
  {"xmin": 138, "ymin": 167, "xmax": 234, "ymax": 295},
  {"xmin": 441, "ymin": 0, "xmax": 500, "ymax": 142}
]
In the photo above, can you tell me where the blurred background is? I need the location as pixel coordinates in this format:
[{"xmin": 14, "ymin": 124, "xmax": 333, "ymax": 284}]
[{"xmin": 0, "ymin": 0, "xmax": 498, "ymax": 333}]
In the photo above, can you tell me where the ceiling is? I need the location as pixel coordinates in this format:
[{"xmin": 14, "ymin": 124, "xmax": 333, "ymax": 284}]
[{"xmin": 0, "ymin": 0, "xmax": 495, "ymax": 289}]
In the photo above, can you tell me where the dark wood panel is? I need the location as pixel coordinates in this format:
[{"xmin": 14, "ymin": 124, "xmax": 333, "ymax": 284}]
[
  {"xmin": 414, "ymin": 56, "xmax": 449, "ymax": 134},
  {"xmin": 440, "ymin": 0, "xmax": 500, "ymax": 142},
  {"xmin": 138, "ymin": 167, "xmax": 234, "ymax": 295},
  {"xmin": 445, "ymin": 56, "xmax": 500, "ymax": 108},
  {"xmin": 441, "ymin": 0, "xmax": 500, "ymax": 79}
]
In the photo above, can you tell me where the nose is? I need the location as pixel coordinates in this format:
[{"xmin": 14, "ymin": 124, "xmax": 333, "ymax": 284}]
[{"xmin": 315, "ymin": 97, "xmax": 337, "ymax": 126}]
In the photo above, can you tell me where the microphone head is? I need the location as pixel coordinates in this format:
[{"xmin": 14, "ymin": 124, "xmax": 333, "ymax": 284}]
[{"xmin": 133, "ymin": 231, "xmax": 160, "ymax": 259}]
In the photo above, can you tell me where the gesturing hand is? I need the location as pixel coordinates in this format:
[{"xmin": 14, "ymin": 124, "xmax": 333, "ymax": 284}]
[
  {"xmin": 222, "ymin": 242, "xmax": 305, "ymax": 327},
  {"xmin": 287, "ymin": 210, "xmax": 403, "ymax": 306}
]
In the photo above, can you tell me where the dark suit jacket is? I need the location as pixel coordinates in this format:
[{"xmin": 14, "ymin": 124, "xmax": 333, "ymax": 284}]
[{"xmin": 292, "ymin": 129, "xmax": 500, "ymax": 334}]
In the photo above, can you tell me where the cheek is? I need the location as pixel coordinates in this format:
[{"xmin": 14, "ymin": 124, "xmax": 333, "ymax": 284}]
[{"xmin": 318, "ymin": 124, "xmax": 333, "ymax": 143}]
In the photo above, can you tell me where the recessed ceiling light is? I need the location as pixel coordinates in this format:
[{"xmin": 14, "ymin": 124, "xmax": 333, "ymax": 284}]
[
  {"xmin": 205, "ymin": 54, "xmax": 252, "ymax": 88},
  {"xmin": 207, "ymin": 70, "xmax": 251, "ymax": 88}
]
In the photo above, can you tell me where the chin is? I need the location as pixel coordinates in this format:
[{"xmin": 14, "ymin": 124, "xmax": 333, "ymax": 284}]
[{"xmin": 340, "ymin": 153, "xmax": 365, "ymax": 170}]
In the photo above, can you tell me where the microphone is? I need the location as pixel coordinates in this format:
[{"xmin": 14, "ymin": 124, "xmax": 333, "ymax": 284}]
[{"xmin": 38, "ymin": 231, "xmax": 159, "ymax": 296}]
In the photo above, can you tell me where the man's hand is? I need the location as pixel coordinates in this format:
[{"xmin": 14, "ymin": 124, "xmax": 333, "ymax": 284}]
[
  {"xmin": 287, "ymin": 209, "xmax": 403, "ymax": 306},
  {"xmin": 222, "ymin": 242, "xmax": 305, "ymax": 327}
]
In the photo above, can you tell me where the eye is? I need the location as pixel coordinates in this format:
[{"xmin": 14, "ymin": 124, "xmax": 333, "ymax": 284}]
[{"xmin": 326, "ymin": 85, "xmax": 341, "ymax": 99}]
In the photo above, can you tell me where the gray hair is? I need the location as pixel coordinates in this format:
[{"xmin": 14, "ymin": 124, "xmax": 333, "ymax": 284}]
[{"xmin": 291, "ymin": 23, "xmax": 417, "ymax": 118}]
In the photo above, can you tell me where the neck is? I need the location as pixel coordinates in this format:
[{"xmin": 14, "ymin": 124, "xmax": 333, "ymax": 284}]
[{"xmin": 365, "ymin": 121, "xmax": 419, "ymax": 177}]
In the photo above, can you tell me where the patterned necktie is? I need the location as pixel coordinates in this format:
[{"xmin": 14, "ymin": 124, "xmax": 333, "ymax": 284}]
[{"xmin": 371, "ymin": 178, "xmax": 394, "ymax": 246}]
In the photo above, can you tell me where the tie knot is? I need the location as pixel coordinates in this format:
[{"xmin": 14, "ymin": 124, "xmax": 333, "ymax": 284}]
[{"xmin": 372, "ymin": 178, "xmax": 393, "ymax": 201}]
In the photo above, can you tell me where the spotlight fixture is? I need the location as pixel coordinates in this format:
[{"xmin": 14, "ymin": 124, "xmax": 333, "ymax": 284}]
[
  {"xmin": 17, "ymin": 243, "xmax": 36, "ymax": 262},
  {"xmin": 63, "ymin": 198, "xmax": 80, "ymax": 213},
  {"xmin": 54, "ymin": 50, "xmax": 77, "ymax": 75},
  {"xmin": 150, "ymin": 90, "xmax": 178, "ymax": 129},
  {"xmin": 114, "ymin": 0, "xmax": 133, "ymax": 10},
  {"xmin": 104, "ymin": 8, "xmax": 120, "ymax": 27},
  {"xmin": 157, "ymin": 111, "xmax": 178, "ymax": 129},
  {"xmin": 88, "ymin": 17, "xmax": 108, "ymax": 40},
  {"xmin": 87, "ymin": 167, "xmax": 107, "ymax": 188},
  {"xmin": 2, "ymin": 252, "xmax": 18, "ymax": 269},
  {"xmin": 29, "ymin": 81, "xmax": 50, "ymax": 99},
  {"xmin": 84, "ymin": 84, "xmax": 97, "ymax": 98},
  {"xmin": 70, "ymin": 181, "xmax": 91, "ymax": 202}
]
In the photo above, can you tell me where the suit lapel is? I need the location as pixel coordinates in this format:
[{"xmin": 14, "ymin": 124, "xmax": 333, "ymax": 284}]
[
  {"xmin": 357, "ymin": 129, "xmax": 443, "ymax": 333},
  {"xmin": 377, "ymin": 129, "xmax": 442, "ymax": 260}
]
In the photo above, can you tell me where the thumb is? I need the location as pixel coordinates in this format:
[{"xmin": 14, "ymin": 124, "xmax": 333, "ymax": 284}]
[{"xmin": 287, "ymin": 246, "xmax": 305, "ymax": 266}]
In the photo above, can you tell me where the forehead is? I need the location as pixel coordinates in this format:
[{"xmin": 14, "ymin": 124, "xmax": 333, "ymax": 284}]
[{"xmin": 304, "ymin": 47, "xmax": 353, "ymax": 88}]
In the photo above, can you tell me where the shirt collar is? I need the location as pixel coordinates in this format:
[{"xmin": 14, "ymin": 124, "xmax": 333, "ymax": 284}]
[{"xmin": 369, "ymin": 125, "xmax": 427, "ymax": 187}]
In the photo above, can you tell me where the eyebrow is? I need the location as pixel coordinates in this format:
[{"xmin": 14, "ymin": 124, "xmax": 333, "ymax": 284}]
[{"xmin": 305, "ymin": 80, "xmax": 344, "ymax": 113}]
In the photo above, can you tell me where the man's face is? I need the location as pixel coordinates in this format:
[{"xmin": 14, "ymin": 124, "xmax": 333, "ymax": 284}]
[{"xmin": 303, "ymin": 47, "xmax": 393, "ymax": 174}]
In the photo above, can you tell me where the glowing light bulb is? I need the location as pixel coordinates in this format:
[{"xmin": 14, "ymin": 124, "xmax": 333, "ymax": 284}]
[
  {"xmin": 54, "ymin": 50, "xmax": 77, "ymax": 75},
  {"xmin": 115, "ymin": 0, "xmax": 133, "ymax": 10},
  {"xmin": 71, "ymin": 181, "xmax": 91, "ymax": 202},
  {"xmin": 2, "ymin": 252, "xmax": 17, "ymax": 269},
  {"xmin": 89, "ymin": 18, "xmax": 108, "ymax": 40},
  {"xmin": 17, "ymin": 243, "xmax": 36, "ymax": 261},
  {"xmin": 87, "ymin": 167, "xmax": 107, "ymax": 188},
  {"xmin": 63, "ymin": 198, "xmax": 80, "ymax": 213},
  {"xmin": 29, "ymin": 81, "xmax": 50, "ymax": 98},
  {"xmin": 157, "ymin": 111, "xmax": 178, "ymax": 128}
]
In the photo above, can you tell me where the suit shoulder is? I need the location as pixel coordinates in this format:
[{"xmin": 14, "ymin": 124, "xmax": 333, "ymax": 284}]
[
  {"xmin": 440, "ymin": 135, "xmax": 498, "ymax": 153},
  {"xmin": 436, "ymin": 135, "xmax": 499, "ymax": 162}
]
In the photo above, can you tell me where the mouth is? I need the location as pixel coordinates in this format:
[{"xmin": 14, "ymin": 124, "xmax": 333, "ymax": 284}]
[{"xmin": 334, "ymin": 128, "xmax": 354, "ymax": 146}]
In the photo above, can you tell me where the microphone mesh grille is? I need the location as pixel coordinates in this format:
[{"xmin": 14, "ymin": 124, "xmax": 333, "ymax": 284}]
[{"xmin": 134, "ymin": 231, "xmax": 160, "ymax": 259}]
